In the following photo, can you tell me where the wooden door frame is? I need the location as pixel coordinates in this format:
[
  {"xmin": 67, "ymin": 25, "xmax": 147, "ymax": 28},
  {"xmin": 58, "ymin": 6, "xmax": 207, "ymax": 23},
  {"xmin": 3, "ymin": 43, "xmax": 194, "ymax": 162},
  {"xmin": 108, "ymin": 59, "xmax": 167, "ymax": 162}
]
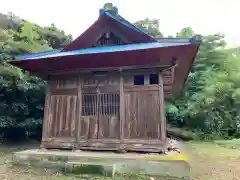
[
  {"xmin": 123, "ymin": 84, "xmax": 162, "ymax": 140},
  {"xmin": 96, "ymin": 86, "xmax": 121, "ymax": 139},
  {"xmin": 96, "ymin": 86, "xmax": 100, "ymax": 139}
]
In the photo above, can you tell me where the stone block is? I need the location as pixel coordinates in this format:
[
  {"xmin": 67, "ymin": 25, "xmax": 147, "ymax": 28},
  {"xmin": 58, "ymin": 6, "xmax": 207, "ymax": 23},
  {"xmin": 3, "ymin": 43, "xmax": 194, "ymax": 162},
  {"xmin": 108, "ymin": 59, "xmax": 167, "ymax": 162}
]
[{"xmin": 65, "ymin": 162, "xmax": 116, "ymax": 177}]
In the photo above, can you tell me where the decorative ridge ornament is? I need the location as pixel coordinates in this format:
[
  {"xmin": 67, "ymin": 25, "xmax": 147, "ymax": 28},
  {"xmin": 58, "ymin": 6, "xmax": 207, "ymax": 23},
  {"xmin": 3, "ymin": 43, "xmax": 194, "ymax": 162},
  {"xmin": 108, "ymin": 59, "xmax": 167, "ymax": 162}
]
[
  {"xmin": 104, "ymin": 3, "xmax": 112, "ymax": 11},
  {"xmin": 99, "ymin": 3, "xmax": 118, "ymax": 16}
]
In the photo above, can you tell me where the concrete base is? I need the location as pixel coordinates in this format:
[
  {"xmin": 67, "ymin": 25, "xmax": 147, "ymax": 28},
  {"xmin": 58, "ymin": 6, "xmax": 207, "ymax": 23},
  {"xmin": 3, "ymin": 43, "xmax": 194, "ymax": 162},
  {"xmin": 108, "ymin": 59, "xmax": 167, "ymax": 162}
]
[{"xmin": 13, "ymin": 149, "xmax": 190, "ymax": 178}]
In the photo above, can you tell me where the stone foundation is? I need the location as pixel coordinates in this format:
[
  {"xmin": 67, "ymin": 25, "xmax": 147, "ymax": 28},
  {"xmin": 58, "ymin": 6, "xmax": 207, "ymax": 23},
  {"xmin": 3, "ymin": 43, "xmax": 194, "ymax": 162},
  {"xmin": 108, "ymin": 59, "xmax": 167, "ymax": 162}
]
[{"xmin": 13, "ymin": 149, "xmax": 190, "ymax": 178}]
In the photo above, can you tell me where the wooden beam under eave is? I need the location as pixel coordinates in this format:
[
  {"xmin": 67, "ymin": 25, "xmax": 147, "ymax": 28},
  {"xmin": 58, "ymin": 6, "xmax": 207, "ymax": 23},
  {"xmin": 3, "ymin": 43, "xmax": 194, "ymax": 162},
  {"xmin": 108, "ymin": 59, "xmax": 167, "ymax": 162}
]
[{"xmin": 32, "ymin": 65, "xmax": 173, "ymax": 77}]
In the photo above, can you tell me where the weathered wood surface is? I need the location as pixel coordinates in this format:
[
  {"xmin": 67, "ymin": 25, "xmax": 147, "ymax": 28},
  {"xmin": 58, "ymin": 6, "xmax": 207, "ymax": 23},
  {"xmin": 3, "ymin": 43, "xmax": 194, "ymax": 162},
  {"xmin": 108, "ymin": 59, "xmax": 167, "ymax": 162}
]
[
  {"xmin": 159, "ymin": 73, "xmax": 167, "ymax": 140},
  {"xmin": 80, "ymin": 74, "xmax": 121, "ymax": 140},
  {"xmin": 123, "ymin": 68, "xmax": 174, "ymax": 99},
  {"xmin": 42, "ymin": 70, "xmax": 169, "ymax": 152},
  {"xmin": 42, "ymin": 138, "xmax": 166, "ymax": 152},
  {"xmin": 48, "ymin": 95, "xmax": 77, "ymax": 138},
  {"xmin": 124, "ymin": 85, "xmax": 161, "ymax": 139},
  {"xmin": 119, "ymin": 74, "xmax": 125, "ymax": 141}
]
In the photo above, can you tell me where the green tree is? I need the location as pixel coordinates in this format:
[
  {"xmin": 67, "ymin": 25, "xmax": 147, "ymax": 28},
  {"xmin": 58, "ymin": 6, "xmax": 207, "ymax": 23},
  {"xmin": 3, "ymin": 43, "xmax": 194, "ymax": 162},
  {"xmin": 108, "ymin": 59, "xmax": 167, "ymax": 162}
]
[
  {"xmin": 0, "ymin": 13, "xmax": 72, "ymax": 140},
  {"xmin": 165, "ymin": 27, "xmax": 236, "ymax": 139},
  {"xmin": 38, "ymin": 23, "xmax": 72, "ymax": 49},
  {"xmin": 176, "ymin": 27, "xmax": 194, "ymax": 38},
  {"xmin": 134, "ymin": 18, "xmax": 163, "ymax": 37},
  {"xmin": 185, "ymin": 53, "xmax": 240, "ymax": 137}
]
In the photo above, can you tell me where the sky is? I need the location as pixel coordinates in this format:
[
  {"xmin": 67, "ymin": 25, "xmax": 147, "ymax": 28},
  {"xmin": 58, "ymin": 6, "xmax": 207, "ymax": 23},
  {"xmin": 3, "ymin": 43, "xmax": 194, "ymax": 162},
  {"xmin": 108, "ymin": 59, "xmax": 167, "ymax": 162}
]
[{"xmin": 0, "ymin": 0, "xmax": 239, "ymax": 47}]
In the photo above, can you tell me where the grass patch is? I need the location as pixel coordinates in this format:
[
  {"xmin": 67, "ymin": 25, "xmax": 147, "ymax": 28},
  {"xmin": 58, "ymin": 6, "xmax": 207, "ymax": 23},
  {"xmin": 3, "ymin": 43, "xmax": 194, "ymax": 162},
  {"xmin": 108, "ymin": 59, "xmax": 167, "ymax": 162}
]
[
  {"xmin": 185, "ymin": 141, "xmax": 240, "ymax": 159},
  {"xmin": 185, "ymin": 141, "xmax": 240, "ymax": 180},
  {"xmin": 214, "ymin": 139, "xmax": 240, "ymax": 150}
]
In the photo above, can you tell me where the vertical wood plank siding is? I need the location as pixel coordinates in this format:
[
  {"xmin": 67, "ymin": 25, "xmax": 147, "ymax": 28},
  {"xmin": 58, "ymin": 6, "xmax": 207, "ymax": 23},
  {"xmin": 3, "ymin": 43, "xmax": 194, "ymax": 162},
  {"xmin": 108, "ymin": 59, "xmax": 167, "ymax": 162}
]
[
  {"xmin": 49, "ymin": 95, "xmax": 77, "ymax": 137},
  {"xmin": 41, "ymin": 83, "xmax": 50, "ymax": 147},
  {"xmin": 42, "ymin": 69, "xmax": 172, "ymax": 152},
  {"xmin": 124, "ymin": 85, "xmax": 161, "ymax": 139}
]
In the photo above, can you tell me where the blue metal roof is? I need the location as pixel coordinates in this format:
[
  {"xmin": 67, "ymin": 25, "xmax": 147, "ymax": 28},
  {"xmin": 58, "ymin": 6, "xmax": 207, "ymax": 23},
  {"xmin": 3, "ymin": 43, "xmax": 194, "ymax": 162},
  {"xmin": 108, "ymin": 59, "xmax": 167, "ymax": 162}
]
[
  {"xmin": 15, "ymin": 41, "xmax": 194, "ymax": 61},
  {"xmin": 156, "ymin": 37, "xmax": 202, "ymax": 44},
  {"xmin": 15, "ymin": 49, "xmax": 62, "ymax": 60},
  {"xmin": 14, "ymin": 4, "xmax": 199, "ymax": 62}
]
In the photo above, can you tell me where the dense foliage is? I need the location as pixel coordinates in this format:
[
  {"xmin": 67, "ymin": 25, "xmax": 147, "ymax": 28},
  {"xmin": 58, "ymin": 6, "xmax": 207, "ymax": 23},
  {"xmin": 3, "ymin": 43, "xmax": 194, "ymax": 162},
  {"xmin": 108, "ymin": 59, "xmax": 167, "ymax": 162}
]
[
  {"xmin": 135, "ymin": 19, "xmax": 240, "ymax": 139},
  {"xmin": 0, "ymin": 13, "xmax": 72, "ymax": 140},
  {"xmin": 167, "ymin": 29, "xmax": 240, "ymax": 139},
  {"xmin": 0, "ymin": 14, "xmax": 239, "ymax": 141}
]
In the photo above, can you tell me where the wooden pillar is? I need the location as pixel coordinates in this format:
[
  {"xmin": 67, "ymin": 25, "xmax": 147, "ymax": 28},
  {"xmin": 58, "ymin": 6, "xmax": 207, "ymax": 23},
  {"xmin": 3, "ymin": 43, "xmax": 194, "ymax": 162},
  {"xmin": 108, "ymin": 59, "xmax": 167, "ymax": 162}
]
[
  {"xmin": 40, "ymin": 83, "xmax": 51, "ymax": 148},
  {"xmin": 75, "ymin": 75, "xmax": 82, "ymax": 149},
  {"xmin": 119, "ymin": 72, "xmax": 125, "ymax": 142},
  {"xmin": 159, "ymin": 72, "xmax": 166, "ymax": 141}
]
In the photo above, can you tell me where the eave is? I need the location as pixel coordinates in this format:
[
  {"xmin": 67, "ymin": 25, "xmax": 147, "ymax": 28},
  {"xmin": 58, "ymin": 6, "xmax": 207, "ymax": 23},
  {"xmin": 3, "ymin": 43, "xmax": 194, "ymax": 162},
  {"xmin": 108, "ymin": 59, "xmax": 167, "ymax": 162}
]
[{"xmin": 10, "ymin": 41, "xmax": 200, "ymax": 95}]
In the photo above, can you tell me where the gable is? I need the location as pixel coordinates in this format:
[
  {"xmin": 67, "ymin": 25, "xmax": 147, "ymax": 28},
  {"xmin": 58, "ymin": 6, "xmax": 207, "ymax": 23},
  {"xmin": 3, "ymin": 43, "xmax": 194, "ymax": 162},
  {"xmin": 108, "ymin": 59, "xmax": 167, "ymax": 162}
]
[
  {"xmin": 93, "ymin": 32, "xmax": 127, "ymax": 47},
  {"xmin": 62, "ymin": 3, "xmax": 156, "ymax": 51}
]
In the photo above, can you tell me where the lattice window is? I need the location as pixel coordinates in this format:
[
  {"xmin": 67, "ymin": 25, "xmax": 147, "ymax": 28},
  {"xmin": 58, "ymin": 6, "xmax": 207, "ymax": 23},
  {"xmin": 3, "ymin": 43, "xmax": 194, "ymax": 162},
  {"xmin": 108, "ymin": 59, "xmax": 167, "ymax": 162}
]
[
  {"xmin": 99, "ymin": 93, "xmax": 120, "ymax": 115},
  {"xmin": 81, "ymin": 93, "xmax": 120, "ymax": 116},
  {"xmin": 82, "ymin": 94, "xmax": 97, "ymax": 116}
]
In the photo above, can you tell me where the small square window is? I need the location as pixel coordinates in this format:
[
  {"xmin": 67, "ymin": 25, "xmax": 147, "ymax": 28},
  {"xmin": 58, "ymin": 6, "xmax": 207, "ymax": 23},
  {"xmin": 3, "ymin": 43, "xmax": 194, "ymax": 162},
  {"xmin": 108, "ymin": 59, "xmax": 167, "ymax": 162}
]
[
  {"xmin": 149, "ymin": 74, "xmax": 159, "ymax": 84},
  {"xmin": 134, "ymin": 75, "xmax": 144, "ymax": 85}
]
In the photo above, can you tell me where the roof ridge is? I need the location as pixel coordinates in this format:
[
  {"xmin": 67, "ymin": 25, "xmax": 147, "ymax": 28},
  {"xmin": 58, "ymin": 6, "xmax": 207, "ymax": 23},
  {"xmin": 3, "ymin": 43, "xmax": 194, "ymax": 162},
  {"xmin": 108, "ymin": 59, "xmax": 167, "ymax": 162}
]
[
  {"xmin": 117, "ymin": 14, "xmax": 154, "ymax": 37},
  {"xmin": 104, "ymin": 12, "xmax": 156, "ymax": 42},
  {"xmin": 100, "ymin": 3, "xmax": 156, "ymax": 42}
]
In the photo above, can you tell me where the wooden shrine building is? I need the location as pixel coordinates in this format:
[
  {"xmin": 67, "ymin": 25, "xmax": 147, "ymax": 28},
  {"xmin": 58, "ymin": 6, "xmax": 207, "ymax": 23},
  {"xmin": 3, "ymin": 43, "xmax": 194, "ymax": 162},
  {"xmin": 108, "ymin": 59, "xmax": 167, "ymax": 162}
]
[{"xmin": 10, "ymin": 3, "xmax": 201, "ymax": 152}]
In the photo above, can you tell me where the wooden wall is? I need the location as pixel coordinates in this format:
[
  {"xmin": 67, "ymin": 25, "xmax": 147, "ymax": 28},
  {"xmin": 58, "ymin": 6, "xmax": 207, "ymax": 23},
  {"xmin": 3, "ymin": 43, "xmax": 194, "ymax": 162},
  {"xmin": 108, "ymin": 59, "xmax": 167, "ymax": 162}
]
[
  {"xmin": 124, "ymin": 85, "xmax": 161, "ymax": 139},
  {"xmin": 123, "ymin": 68, "xmax": 174, "ymax": 99},
  {"xmin": 41, "ymin": 68, "xmax": 173, "ymax": 151},
  {"xmin": 41, "ymin": 75, "xmax": 79, "ymax": 148}
]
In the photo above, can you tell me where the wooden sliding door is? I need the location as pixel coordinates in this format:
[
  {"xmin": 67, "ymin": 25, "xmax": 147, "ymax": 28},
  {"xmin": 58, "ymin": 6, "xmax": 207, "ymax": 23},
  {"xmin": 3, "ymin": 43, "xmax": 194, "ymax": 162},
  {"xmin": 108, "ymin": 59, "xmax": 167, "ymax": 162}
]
[
  {"xmin": 78, "ymin": 74, "xmax": 121, "ymax": 142},
  {"xmin": 79, "ymin": 88, "xmax": 120, "ymax": 140}
]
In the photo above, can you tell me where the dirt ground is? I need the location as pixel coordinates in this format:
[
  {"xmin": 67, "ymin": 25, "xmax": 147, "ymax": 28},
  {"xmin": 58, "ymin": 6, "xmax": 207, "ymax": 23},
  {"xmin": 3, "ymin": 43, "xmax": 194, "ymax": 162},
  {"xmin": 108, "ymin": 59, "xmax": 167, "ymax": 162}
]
[
  {"xmin": 186, "ymin": 141, "xmax": 240, "ymax": 180},
  {"xmin": 0, "ymin": 140, "xmax": 240, "ymax": 180}
]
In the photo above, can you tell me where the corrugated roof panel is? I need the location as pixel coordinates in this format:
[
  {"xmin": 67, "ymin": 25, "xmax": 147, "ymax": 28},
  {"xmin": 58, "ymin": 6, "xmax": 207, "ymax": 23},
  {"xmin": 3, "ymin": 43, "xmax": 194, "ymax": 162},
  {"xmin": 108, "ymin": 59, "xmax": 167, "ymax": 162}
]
[{"xmin": 20, "ymin": 42, "xmax": 192, "ymax": 60}]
